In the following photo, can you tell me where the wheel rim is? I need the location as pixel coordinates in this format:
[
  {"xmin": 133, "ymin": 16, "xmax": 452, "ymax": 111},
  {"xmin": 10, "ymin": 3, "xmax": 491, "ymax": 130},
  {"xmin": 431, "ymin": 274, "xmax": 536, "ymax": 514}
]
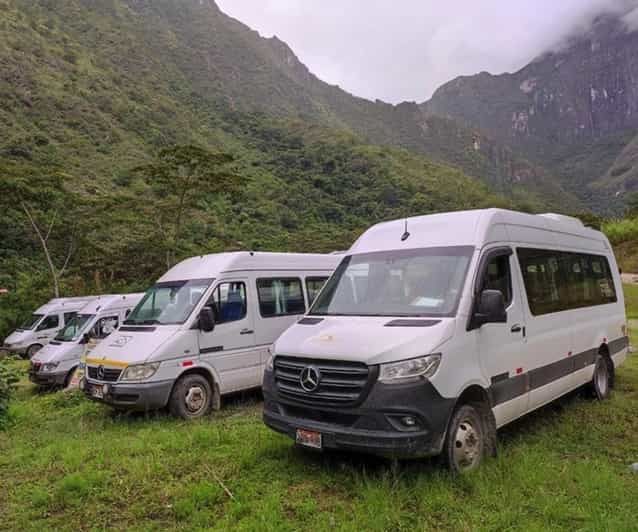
[
  {"xmin": 453, "ymin": 419, "xmax": 481, "ymax": 471},
  {"xmin": 184, "ymin": 385, "xmax": 207, "ymax": 414},
  {"xmin": 595, "ymin": 360, "xmax": 608, "ymax": 396}
]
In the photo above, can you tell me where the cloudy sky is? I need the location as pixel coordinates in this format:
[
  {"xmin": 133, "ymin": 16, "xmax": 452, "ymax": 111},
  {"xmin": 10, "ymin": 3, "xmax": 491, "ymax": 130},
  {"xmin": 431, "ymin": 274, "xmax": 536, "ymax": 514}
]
[{"xmin": 216, "ymin": 0, "xmax": 636, "ymax": 103}]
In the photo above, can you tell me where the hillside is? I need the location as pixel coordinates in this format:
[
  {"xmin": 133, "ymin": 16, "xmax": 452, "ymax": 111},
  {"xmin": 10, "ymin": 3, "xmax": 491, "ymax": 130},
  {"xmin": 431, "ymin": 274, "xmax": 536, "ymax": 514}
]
[
  {"xmin": 423, "ymin": 9, "xmax": 638, "ymax": 212},
  {"xmin": 0, "ymin": 0, "xmax": 516, "ymax": 336}
]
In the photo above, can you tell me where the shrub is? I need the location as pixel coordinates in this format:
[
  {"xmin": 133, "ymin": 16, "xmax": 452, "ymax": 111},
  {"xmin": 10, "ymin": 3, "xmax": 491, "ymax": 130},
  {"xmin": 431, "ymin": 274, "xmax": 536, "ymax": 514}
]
[{"xmin": 0, "ymin": 357, "xmax": 20, "ymax": 430}]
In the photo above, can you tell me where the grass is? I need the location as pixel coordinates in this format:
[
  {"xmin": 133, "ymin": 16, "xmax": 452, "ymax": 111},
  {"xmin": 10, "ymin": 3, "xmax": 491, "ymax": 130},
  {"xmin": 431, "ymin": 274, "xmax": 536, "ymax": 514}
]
[{"xmin": 1, "ymin": 292, "xmax": 638, "ymax": 530}]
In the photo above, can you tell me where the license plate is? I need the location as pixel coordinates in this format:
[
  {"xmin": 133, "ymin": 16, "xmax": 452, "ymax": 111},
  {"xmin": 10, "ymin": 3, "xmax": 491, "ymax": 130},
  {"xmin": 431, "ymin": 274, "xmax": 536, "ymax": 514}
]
[
  {"xmin": 296, "ymin": 429, "xmax": 322, "ymax": 449},
  {"xmin": 91, "ymin": 384, "xmax": 105, "ymax": 399}
]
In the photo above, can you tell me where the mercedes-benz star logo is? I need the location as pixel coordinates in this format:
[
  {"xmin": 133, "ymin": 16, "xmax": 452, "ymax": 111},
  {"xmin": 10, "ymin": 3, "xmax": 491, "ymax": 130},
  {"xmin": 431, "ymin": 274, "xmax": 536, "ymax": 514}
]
[
  {"xmin": 97, "ymin": 365, "xmax": 105, "ymax": 380},
  {"xmin": 300, "ymin": 366, "xmax": 321, "ymax": 392}
]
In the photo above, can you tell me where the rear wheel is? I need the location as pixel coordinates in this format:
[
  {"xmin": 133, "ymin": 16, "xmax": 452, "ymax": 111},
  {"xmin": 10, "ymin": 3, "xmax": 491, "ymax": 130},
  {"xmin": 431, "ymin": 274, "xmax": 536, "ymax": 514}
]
[
  {"xmin": 443, "ymin": 404, "xmax": 486, "ymax": 473},
  {"xmin": 589, "ymin": 354, "xmax": 611, "ymax": 400},
  {"xmin": 169, "ymin": 374, "xmax": 213, "ymax": 420},
  {"xmin": 26, "ymin": 344, "xmax": 42, "ymax": 359}
]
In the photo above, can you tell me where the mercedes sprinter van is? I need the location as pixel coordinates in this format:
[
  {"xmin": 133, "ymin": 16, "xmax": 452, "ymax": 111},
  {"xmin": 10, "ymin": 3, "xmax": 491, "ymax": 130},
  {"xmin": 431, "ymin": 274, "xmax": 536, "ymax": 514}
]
[
  {"xmin": 29, "ymin": 293, "xmax": 144, "ymax": 388},
  {"xmin": 2, "ymin": 296, "xmax": 99, "ymax": 358},
  {"xmin": 83, "ymin": 252, "xmax": 339, "ymax": 418},
  {"xmin": 262, "ymin": 209, "xmax": 628, "ymax": 472}
]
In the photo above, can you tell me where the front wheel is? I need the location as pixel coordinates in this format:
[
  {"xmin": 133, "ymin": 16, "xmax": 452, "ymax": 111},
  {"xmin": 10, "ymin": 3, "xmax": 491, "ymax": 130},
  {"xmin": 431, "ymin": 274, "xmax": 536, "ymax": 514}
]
[
  {"xmin": 26, "ymin": 344, "xmax": 43, "ymax": 359},
  {"xmin": 168, "ymin": 374, "xmax": 213, "ymax": 420},
  {"xmin": 442, "ymin": 404, "xmax": 486, "ymax": 473}
]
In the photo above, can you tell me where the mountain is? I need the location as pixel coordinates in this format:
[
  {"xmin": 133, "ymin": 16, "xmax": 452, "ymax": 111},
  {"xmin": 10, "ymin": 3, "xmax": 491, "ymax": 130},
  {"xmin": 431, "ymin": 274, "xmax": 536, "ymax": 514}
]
[
  {"xmin": 423, "ymin": 10, "xmax": 638, "ymax": 212},
  {"xmin": 0, "ymin": 0, "xmax": 518, "ymax": 336}
]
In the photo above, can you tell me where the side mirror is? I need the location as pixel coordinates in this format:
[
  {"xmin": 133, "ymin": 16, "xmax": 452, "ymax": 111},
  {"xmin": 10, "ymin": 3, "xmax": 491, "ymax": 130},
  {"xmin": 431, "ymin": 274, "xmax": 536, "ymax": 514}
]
[
  {"xmin": 199, "ymin": 306, "xmax": 216, "ymax": 333},
  {"xmin": 80, "ymin": 333, "xmax": 91, "ymax": 345},
  {"xmin": 471, "ymin": 289, "xmax": 507, "ymax": 329}
]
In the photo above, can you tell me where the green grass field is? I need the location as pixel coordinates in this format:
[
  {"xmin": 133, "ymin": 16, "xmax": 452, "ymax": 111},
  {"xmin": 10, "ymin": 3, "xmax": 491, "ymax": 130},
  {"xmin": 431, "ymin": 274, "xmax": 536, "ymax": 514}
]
[{"xmin": 1, "ymin": 293, "xmax": 638, "ymax": 531}]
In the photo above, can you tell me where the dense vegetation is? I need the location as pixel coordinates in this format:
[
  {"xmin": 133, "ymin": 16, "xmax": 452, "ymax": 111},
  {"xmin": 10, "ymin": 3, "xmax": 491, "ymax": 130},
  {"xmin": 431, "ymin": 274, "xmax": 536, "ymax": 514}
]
[{"xmin": 0, "ymin": 0, "xmax": 522, "ymax": 339}]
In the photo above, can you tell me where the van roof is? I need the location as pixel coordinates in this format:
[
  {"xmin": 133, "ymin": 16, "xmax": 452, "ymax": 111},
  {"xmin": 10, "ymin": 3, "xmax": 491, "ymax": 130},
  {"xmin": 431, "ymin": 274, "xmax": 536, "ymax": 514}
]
[
  {"xmin": 34, "ymin": 296, "xmax": 100, "ymax": 315},
  {"xmin": 158, "ymin": 252, "xmax": 342, "ymax": 283},
  {"xmin": 77, "ymin": 293, "xmax": 145, "ymax": 315},
  {"xmin": 349, "ymin": 209, "xmax": 608, "ymax": 255}
]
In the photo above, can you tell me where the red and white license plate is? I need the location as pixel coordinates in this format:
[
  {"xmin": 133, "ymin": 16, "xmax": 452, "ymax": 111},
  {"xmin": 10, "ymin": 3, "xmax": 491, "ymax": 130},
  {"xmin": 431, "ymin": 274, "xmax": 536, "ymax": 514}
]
[{"xmin": 296, "ymin": 429, "xmax": 322, "ymax": 449}]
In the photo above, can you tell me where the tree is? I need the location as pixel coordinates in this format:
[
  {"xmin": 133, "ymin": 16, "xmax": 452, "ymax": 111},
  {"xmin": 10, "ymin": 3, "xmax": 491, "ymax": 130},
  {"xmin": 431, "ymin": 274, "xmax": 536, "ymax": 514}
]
[
  {"xmin": 134, "ymin": 145, "xmax": 240, "ymax": 268},
  {"xmin": 0, "ymin": 168, "xmax": 80, "ymax": 298},
  {"xmin": 625, "ymin": 192, "xmax": 638, "ymax": 218}
]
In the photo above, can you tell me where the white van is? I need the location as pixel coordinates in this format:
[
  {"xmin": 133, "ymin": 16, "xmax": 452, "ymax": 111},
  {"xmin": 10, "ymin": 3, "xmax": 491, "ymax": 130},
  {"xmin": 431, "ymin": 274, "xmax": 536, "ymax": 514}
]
[
  {"xmin": 28, "ymin": 293, "xmax": 144, "ymax": 388},
  {"xmin": 2, "ymin": 297, "xmax": 99, "ymax": 358},
  {"xmin": 82, "ymin": 252, "xmax": 340, "ymax": 418},
  {"xmin": 262, "ymin": 209, "xmax": 629, "ymax": 472}
]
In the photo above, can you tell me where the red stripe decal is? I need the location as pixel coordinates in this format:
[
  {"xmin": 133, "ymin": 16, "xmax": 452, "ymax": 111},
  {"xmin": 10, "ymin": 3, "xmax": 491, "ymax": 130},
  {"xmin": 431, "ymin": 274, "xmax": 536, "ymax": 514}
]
[{"xmin": 182, "ymin": 360, "xmax": 193, "ymax": 367}]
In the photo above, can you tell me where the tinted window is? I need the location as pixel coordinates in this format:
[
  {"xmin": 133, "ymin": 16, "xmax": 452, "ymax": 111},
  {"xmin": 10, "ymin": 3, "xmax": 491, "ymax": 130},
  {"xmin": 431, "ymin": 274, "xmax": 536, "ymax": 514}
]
[
  {"xmin": 257, "ymin": 278, "xmax": 305, "ymax": 317},
  {"xmin": 517, "ymin": 248, "xmax": 617, "ymax": 316},
  {"xmin": 306, "ymin": 277, "xmax": 329, "ymax": 306},
  {"xmin": 207, "ymin": 282, "xmax": 247, "ymax": 324},
  {"xmin": 63, "ymin": 312, "xmax": 77, "ymax": 325},
  {"xmin": 37, "ymin": 314, "xmax": 59, "ymax": 331},
  {"xmin": 481, "ymin": 255, "xmax": 512, "ymax": 306}
]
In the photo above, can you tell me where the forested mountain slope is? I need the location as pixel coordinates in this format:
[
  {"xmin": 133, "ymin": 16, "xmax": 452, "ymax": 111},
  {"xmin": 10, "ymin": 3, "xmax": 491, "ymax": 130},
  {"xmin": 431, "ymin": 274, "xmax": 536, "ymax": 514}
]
[{"xmin": 0, "ymin": 0, "xmax": 516, "ymax": 336}]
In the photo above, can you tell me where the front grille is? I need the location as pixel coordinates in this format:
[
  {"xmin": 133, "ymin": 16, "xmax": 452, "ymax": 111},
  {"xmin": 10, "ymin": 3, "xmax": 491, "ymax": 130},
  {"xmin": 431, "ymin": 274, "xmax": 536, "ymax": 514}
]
[
  {"xmin": 87, "ymin": 366, "xmax": 122, "ymax": 382},
  {"xmin": 274, "ymin": 356, "xmax": 374, "ymax": 407}
]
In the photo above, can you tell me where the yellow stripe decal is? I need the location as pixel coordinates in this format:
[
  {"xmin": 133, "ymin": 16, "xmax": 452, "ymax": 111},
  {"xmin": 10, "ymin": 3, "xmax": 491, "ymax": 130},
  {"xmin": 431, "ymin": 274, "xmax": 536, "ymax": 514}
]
[{"xmin": 86, "ymin": 357, "xmax": 129, "ymax": 369}]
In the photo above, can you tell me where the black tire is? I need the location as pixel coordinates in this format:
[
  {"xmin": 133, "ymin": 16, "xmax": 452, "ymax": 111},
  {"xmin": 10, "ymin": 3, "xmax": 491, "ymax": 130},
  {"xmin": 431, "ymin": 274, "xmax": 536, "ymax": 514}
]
[
  {"xmin": 168, "ymin": 374, "xmax": 213, "ymax": 420},
  {"xmin": 442, "ymin": 403, "xmax": 487, "ymax": 473},
  {"xmin": 26, "ymin": 344, "xmax": 43, "ymax": 359},
  {"xmin": 588, "ymin": 354, "xmax": 612, "ymax": 400},
  {"xmin": 64, "ymin": 367, "xmax": 78, "ymax": 388}
]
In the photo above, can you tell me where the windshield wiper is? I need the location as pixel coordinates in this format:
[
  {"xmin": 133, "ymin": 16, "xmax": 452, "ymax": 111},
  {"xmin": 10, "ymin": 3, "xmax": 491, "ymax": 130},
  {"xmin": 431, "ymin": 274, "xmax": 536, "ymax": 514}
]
[{"xmin": 123, "ymin": 319, "xmax": 159, "ymax": 326}]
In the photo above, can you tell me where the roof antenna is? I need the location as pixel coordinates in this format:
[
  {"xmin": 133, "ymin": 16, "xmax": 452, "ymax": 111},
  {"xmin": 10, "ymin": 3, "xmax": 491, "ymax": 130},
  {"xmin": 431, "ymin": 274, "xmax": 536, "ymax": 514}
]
[{"xmin": 401, "ymin": 219, "xmax": 410, "ymax": 241}]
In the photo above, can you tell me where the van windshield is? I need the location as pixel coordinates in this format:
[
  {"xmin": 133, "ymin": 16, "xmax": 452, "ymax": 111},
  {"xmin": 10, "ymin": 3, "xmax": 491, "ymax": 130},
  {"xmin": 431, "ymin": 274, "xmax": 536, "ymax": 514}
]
[
  {"xmin": 310, "ymin": 246, "xmax": 474, "ymax": 317},
  {"xmin": 124, "ymin": 278, "xmax": 213, "ymax": 325},
  {"xmin": 18, "ymin": 314, "xmax": 44, "ymax": 330},
  {"xmin": 55, "ymin": 314, "xmax": 95, "ymax": 342}
]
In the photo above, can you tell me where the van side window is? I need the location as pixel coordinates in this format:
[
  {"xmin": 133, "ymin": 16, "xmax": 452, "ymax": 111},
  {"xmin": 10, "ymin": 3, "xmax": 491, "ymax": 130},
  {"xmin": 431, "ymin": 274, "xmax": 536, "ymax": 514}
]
[
  {"xmin": 257, "ymin": 278, "xmax": 305, "ymax": 317},
  {"xmin": 517, "ymin": 248, "xmax": 617, "ymax": 315},
  {"xmin": 306, "ymin": 277, "xmax": 329, "ymax": 306},
  {"xmin": 37, "ymin": 314, "xmax": 59, "ymax": 331},
  {"xmin": 63, "ymin": 312, "xmax": 77, "ymax": 325},
  {"xmin": 208, "ymin": 282, "xmax": 247, "ymax": 324},
  {"xmin": 481, "ymin": 255, "xmax": 512, "ymax": 306},
  {"xmin": 93, "ymin": 316, "xmax": 119, "ymax": 339}
]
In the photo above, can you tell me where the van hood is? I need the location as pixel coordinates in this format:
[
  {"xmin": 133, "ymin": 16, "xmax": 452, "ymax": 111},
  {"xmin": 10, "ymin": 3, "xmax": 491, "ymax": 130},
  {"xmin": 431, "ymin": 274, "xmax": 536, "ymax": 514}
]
[
  {"xmin": 4, "ymin": 330, "xmax": 32, "ymax": 346},
  {"xmin": 274, "ymin": 316, "xmax": 456, "ymax": 365},
  {"xmin": 87, "ymin": 325, "xmax": 181, "ymax": 365},
  {"xmin": 32, "ymin": 342, "xmax": 76, "ymax": 364}
]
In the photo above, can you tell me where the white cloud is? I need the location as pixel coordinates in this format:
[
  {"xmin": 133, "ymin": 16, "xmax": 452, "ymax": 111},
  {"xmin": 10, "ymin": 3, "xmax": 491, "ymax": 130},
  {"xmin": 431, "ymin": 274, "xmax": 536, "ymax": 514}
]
[{"xmin": 216, "ymin": 0, "xmax": 638, "ymax": 103}]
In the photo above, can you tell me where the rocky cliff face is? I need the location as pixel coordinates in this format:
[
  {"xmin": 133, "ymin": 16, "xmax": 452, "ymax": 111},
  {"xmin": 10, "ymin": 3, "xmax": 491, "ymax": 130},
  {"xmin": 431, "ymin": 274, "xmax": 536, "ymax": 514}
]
[{"xmin": 423, "ymin": 11, "xmax": 638, "ymax": 209}]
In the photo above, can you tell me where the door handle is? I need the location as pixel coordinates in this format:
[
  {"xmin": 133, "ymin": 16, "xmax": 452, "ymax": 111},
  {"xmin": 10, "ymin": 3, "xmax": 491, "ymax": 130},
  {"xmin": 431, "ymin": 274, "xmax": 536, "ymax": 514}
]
[
  {"xmin": 240, "ymin": 328, "xmax": 254, "ymax": 335},
  {"xmin": 510, "ymin": 324, "xmax": 523, "ymax": 333}
]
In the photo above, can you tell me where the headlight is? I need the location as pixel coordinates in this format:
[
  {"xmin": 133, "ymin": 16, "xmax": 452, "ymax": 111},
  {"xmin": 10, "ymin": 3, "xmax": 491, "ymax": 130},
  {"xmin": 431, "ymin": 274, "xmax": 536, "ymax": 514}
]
[
  {"xmin": 120, "ymin": 362, "xmax": 160, "ymax": 382},
  {"xmin": 42, "ymin": 362, "xmax": 60, "ymax": 372},
  {"xmin": 266, "ymin": 354, "xmax": 274, "ymax": 372},
  {"xmin": 378, "ymin": 354, "xmax": 441, "ymax": 383}
]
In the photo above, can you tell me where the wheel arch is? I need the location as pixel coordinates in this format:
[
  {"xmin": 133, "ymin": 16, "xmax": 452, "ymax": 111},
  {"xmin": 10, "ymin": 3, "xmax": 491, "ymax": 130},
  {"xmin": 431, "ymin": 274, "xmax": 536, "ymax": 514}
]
[{"xmin": 172, "ymin": 365, "xmax": 221, "ymax": 410}]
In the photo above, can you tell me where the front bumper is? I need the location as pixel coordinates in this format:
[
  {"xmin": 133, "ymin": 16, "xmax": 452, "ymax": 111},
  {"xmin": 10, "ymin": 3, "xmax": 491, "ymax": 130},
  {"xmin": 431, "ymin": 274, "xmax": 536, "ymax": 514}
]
[
  {"xmin": 262, "ymin": 368, "xmax": 455, "ymax": 459},
  {"xmin": 83, "ymin": 378, "xmax": 174, "ymax": 411},
  {"xmin": 29, "ymin": 369, "xmax": 67, "ymax": 387}
]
